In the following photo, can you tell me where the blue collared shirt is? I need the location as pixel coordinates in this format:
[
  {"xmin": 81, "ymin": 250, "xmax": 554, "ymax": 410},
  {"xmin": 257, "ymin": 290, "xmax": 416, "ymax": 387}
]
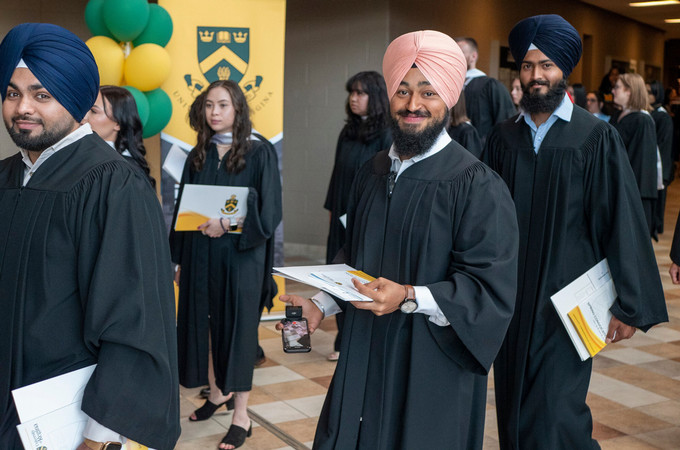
[{"xmin": 516, "ymin": 93, "xmax": 573, "ymax": 153}]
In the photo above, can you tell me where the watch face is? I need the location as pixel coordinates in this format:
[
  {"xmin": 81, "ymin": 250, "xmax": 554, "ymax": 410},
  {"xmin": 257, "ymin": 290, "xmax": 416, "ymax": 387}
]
[{"xmin": 400, "ymin": 299, "xmax": 417, "ymax": 314}]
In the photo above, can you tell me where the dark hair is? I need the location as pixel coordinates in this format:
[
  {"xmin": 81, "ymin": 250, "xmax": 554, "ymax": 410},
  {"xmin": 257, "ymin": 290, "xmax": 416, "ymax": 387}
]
[
  {"xmin": 190, "ymin": 80, "xmax": 252, "ymax": 173},
  {"xmin": 455, "ymin": 37, "xmax": 478, "ymax": 52},
  {"xmin": 571, "ymin": 83, "xmax": 587, "ymax": 108},
  {"xmin": 99, "ymin": 85, "xmax": 155, "ymax": 188},
  {"xmin": 450, "ymin": 90, "xmax": 470, "ymax": 127},
  {"xmin": 344, "ymin": 71, "xmax": 390, "ymax": 142},
  {"xmin": 588, "ymin": 90, "xmax": 605, "ymax": 103},
  {"xmin": 648, "ymin": 80, "xmax": 664, "ymax": 106}
]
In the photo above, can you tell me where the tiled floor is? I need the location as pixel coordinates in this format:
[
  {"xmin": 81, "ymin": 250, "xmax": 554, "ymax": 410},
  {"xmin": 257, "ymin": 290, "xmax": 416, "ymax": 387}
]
[{"xmin": 177, "ymin": 182, "xmax": 680, "ymax": 449}]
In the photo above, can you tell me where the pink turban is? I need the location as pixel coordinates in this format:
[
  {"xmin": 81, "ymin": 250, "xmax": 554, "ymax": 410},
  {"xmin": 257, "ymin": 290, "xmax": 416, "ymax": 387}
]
[{"xmin": 382, "ymin": 30, "xmax": 467, "ymax": 109}]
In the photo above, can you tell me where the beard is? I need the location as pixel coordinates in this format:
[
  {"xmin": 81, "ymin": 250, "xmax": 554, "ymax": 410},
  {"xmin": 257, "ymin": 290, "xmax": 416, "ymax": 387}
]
[
  {"xmin": 520, "ymin": 78, "xmax": 568, "ymax": 114},
  {"xmin": 4, "ymin": 114, "xmax": 75, "ymax": 152},
  {"xmin": 390, "ymin": 108, "xmax": 449, "ymax": 159}
]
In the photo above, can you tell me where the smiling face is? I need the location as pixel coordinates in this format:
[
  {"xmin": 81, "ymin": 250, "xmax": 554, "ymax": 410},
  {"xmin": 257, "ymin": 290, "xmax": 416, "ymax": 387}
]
[
  {"xmin": 2, "ymin": 68, "xmax": 78, "ymax": 153},
  {"xmin": 83, "ymin": 92, "xmax": 120, "ymax": 142},
  {"xmin": 519, "ymin": 49, "xmax": 564, "ymax": 97},
  {"xmin": 205, "ymin": 86, "xmax": 236, "ymax": 134}
]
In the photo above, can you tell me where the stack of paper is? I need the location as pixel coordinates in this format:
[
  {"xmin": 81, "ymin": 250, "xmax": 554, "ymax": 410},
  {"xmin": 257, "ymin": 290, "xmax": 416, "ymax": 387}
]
[
  {"xmin": 12, "ymin": 365, "xmax": 96, "ymax": 450},
  {"xmin": 273, "ymin": 264, "xmax": 375, "ymax": 302},
  {"xmin": 551, "ymin": 259, "xmax": 617, "ymax": 361}
]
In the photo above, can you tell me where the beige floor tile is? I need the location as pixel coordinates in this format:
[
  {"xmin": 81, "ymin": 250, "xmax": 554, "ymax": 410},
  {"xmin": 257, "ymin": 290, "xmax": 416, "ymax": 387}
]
[
  {"xmin": 285, "ymin": 394, "xmax": 327, "ymax": 417},
  {"xmin": 598, "ymin": 435, "xmax": 660, "ymax": 449},
  {"xmin": 593, "ymin": 420, "xmax": 626, "ymax": 440},
  {"xmin": 253, "ymin": 365, "xmax": 305, "ymax": 386},
  {"xmin": 248, "ymin": 400, "xmax": 308, "ymax": 423},
  {"xmin": 636, "ymin": 426, "xmax": 680, "ymax": 449},
  {"xmin": 259, "ymin": 378, "xmax": 328, "ymax": 401},
  {"xmin": 597, "ymin": 347, "xmax": 666, "ymax": 365},
  {"xmin": 638, "ymin": 359, "xmax": 680, "ymax": 378},
  {"xmin": 589, "ymin": 372, "xmax": 668, "ymax": 407},
  {"xmin": 599, "ymin": 365, "xmax": 680, "ymax": 400},
  {"xmin": 636, "ymin": 400, "xmax": 680, "ymax": 424},
  {"xmin": 275, "ymin": 417, "xmax": 320, "ymax": 443},
  {"xmin": 646, "ymin": 326, "xmax": 680, "ymax": 342},
  {"xmin": 595, "ymin": 408, "xmax": 672, "ymax": 435},
  {"xmin": 287, "ymin": 360, "xmax": 339, "ymax": 379}
]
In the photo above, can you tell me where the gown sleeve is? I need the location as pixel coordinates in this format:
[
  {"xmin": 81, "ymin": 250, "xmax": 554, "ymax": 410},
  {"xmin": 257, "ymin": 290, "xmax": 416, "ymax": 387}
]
[
  {"xmin": 584, "ymin": 125, "xmax": 668, "ymax": 331},
  {"xmin": 324, "ymin": 129, "xmax": 347, "ymax": 211},
  {"xmin": 237, "ymin": 141, "xmax": 283, "ymax": 251},
  {"xmin": 425, "ymin": 165, "xmax": 519, "ymax": 373},
  {"xmin": 169, "ymin": 154, "xmax": 194, "ymax": 265},
  {"xmin": 77, "ymin": 163, "xmax": 180, "ymax": 449}
]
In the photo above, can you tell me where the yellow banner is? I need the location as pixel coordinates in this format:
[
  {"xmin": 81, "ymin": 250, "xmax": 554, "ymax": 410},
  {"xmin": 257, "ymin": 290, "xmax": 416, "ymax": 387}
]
[{"xmin": 159, "ymin": 0, "xmax": 286, "ymax": 147}]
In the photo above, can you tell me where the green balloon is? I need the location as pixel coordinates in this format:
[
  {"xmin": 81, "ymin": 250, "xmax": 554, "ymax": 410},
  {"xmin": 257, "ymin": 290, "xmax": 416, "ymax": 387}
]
[
  {"xmin": 102, "ymin": 0, "xmax": 150, "ymax": 42},
  {"xmin": 84, "ymin": 0, "xmax": 115, "ymax": 39},
  {"xmin": 143, "ymin": 88, "xmax": 173, "ymax": 138},
  {"xmin": 132, "ymin": 4, "xmax": 173, "ymax": 47},
  {"xmin": 122, "ymin": 85, "xmax": 150, "ymax": 126}
]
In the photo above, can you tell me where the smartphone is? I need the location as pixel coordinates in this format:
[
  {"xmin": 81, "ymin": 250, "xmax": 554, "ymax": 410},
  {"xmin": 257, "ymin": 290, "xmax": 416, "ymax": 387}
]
[{"xmin": 281, "ymin": 318, "xmax": 312, "ymax": 353}]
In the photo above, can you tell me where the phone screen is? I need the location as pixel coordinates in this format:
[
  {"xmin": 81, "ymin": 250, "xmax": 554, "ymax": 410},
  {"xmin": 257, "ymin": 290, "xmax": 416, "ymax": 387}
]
[{"xmin": 281, "ymin": 318, "xmax": 311, "ymax": 353}]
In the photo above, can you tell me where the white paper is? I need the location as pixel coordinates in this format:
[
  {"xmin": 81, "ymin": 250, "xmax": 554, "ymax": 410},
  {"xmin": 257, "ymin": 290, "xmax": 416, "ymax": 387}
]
[
  {"xmin": 162, "ymin": 144, "xmax": 188, "ymax": 183},
  {"xmin": 273, "ymin": 264, "xmax": 374, "ymax": 302},
  {"xmin": 13, "ymin": 365, "xmax": 96, "ymax": 450},
  {"xmin": 550, "ymin": 259, "xmax": 617, "ymax": 361},
  {"xmin": 174, "ymin": 184, "xmax": 249, "ymax": 232}
]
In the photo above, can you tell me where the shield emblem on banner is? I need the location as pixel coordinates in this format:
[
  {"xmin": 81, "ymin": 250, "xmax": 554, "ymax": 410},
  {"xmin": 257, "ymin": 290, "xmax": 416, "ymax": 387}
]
[{"xmin": 197, "ymin": 27, "xmax": 250, "ymax": 83}]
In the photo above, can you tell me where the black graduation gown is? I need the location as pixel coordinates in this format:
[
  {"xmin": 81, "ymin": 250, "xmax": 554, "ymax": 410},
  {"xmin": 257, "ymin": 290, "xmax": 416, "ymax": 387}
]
[
  {"xmin": 447, "ymin": 121, "xmax": 483, "ymax": 158},
  {"xmin": 0, "ymin": 134, "xmax": 180, "ymax": 449},
  {"xmin": 324, "ymin": 126, "xmax": 392, "ymax": 264},
  {"xmin": 483, "ymin": 107, "xmax": 668, "ymax": 450},
  {"xmin": 313, "ymin": 141, "xmax": 519, "ymax": 450},
  {"xmin": 612, "ymin": 111, "xmax": 658, "ymax": 235},
  {"xmin": 170, "ymin": 137, "xmax": 282, "ymax": 393},
  {"xmin": 464, "ymin": 76, "xmax": 516, "ymax": 143},
  {"xmin": 652, "ymin": 106, "xmax": 675, "ymax": 233}
]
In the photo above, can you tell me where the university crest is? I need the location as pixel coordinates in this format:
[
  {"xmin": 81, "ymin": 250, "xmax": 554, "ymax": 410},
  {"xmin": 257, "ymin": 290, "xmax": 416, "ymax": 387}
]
[
  {"xmin": 221, "ymin": 194, "xmax": 239, "ymax": 215},
  {"xmin": 197, "ymin": 26, "xmax": 250, "ymax": 83}
]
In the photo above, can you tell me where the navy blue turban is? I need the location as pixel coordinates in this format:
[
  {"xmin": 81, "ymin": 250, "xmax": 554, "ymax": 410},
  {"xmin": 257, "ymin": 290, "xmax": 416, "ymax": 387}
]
[
  {"xmin": 508, "ymin": 14, "xmax": 582, "ymax": 78},
  {"xmin": 0, "ymin": 23, "xmax": 99, "ymax": 122}
]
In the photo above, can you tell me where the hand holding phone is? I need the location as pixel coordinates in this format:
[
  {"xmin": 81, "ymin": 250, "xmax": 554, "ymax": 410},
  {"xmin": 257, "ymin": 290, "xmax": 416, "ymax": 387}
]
[{"xmin": 282, "ymin": 306, "xmax": 311, "ymax": 353}]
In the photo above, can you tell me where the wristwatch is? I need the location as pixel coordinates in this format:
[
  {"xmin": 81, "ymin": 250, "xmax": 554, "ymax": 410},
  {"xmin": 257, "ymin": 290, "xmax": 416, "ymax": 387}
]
[
  {"xmin": 399, "ymin": 284, "xmax": 418, "ymax": 313},
  {"xmin": 83, "ymin": 438, "xmax": 123, "ymax": 450}
]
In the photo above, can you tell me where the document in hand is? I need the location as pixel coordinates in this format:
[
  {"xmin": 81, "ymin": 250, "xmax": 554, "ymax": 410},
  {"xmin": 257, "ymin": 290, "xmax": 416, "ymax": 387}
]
[
  {"xmin": 12, "ymin": 364, "xmax": 96, "ymax": 450},
  {"xmin": 174, "ymin": 184, "xmax": 249, "ymax": 233},
  {"xmin": 273, "ymin": 264, "xmax": 376, "ymax": 302},
  {"xmin": 550, "ymin": 259, "xmax": 617, "ymax": 361}
]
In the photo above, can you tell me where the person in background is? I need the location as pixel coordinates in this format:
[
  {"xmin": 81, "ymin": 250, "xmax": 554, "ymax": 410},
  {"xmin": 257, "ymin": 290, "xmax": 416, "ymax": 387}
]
[
  {"xmin": 280, "ymin": 30, "xmax": 519, "ymax": 449},
  {"xmin": 598, "ymin": 66, "xmax": 620, "ymax": 95},
  {"xmin": 648, "ymin": 80, "xmax": 675, "ymax": 235},
  {"xmin": 510, "ymin": 76, "xmax": 523, "ymax": 111},
  {"xmin": 0, "ymin": 23, "xmax": 180, "ymax": 449},
  {"xmin": 83, "ymin": 85, "xmax": 155, "ymax": 188},
  {"xmin": 570, "ymin": 83, "xmax": 587, "ymax": 108},
  {"xmin": 611, "ymin": 73, "xmax": 659, "ymax": 239},
  {"xmin": 455, "ymin": 36, "xmax": 516, "ymax": 143},
  {"xmin": 324, "ymin": 70, "xmax": 392, "ymax": 362},
  {"xmin": 484, "ymin": 15, "xmax": 667, "ymax": 449},
  {"xmin": 170, "ymin": 80, "xmax": 282, "ymax": 449},
  {"xmin": 586, "ymin": 90, "xmax": 610, "ymax": 121},
  {"xmin": 447, "ymin": 90, "xmax": 483, "ymax": 157}
]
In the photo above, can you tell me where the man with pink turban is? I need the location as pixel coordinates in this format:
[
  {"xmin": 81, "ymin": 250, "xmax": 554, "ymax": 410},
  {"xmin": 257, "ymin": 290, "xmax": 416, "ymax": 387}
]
[
  {"xmin": 484, "ymin": 14, "xmax": 667, "ymax": 449},
  {"xmin": 279, "ymin": 30, "xmax": 519, "ymax": 449}
]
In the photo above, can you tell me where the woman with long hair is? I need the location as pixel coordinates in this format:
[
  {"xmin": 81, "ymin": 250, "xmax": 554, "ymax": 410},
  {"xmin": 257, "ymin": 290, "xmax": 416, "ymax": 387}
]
[
  {"xmin": 447, "ymin": 90, "xmax": 483, "ymax": 157},
  {"xmin": 83, "ymin": 85, "xmax": 155, "ymax": 187},
  {"xmin": 611, "ymin": 73, "xmax": 658, "ymax": 238},
  {"xmin": 170, "ymin": 80, "xmax": 282, "ymax": 449},
  {"xmin": 324, "ymin": 71, "xmax": 392, "ymax": 361}
]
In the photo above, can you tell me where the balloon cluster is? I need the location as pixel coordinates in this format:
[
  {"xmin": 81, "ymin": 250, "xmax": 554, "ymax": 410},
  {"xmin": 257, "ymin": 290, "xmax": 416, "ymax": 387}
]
[{"xmin": 85, "ymin": 0, "xmax": 173, "ymax": 138}]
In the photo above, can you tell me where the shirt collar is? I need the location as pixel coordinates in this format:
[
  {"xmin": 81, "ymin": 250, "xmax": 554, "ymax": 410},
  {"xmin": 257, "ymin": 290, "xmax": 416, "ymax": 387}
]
[
  {"xmin": 388, "ymin": 128, "xmax": 452, "ymax": 167},
  {"xmin": 20, "ymin": 123, "xmax": 93, "ymax": 171},
  {"xmin": 516, "ymin": 93, "xmax": 573, "ymax": 126},
  {"xmin": 464, "ymin": 68, "xmax": 486, "ymax": 86}
]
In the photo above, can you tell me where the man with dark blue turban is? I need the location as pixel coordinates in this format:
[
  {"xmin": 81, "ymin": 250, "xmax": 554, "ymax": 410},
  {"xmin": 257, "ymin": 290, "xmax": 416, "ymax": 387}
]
[
  {"xmin": 0, "ymin": 23, "xmax": 180, "ymax": 449},
  {"xmin": 482, "ymin": 14, "xmax": 668, "ymax": 449}
]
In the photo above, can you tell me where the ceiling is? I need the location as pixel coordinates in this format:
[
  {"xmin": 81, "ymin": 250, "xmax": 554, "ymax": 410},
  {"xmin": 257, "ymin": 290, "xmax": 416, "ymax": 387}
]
[{"xmin": 581, "ymin": 0, "xmax": 680, "ymax": 38}]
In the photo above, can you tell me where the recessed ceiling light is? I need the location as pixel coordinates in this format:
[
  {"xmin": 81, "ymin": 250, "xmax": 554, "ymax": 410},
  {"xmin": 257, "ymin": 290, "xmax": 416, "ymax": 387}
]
[
  {"xmin": 665, "ymin": 18, "xmax": 680, "ymax": 22},
  {"xmin": 630, "ymin": 0, "xmax": 679, "ymax": 6}
]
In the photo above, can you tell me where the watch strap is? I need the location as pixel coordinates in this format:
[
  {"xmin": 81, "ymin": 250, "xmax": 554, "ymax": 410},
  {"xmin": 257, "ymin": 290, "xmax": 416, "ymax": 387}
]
[
  {"xmin": 403, "ymin": 284, "xmax": 416, "ymax": 301},
  {"xmin": 83, "ymin": 438, "xmax": 123, "ymax": 450}
]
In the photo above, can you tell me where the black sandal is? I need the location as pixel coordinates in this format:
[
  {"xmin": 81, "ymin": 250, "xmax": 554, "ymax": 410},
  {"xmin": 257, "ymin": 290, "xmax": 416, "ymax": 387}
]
[
  {"xmin": 219, "ymin": 422, "xmax": 252, "ymax": 449},
  {"xmin": 189, "ymin": 397, "xmax": 234, "ymax": 421}
]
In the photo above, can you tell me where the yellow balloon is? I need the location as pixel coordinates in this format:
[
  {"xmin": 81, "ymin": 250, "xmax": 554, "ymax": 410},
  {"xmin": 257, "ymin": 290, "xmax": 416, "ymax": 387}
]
[
  {"xmin": 124, "ymin": 44, "xmax": 171, "ymax": 92},
  {"xmin": 85, "ymin": 36, "xmax": 124, "ymax": 86}
]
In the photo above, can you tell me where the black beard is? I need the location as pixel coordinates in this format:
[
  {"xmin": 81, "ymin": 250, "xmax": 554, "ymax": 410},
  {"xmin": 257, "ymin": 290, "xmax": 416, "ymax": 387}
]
[
  {"xmin": 390, "ymin": 109, "xmax": 449, "ymax": 159},
  {"xmin": 5, "ymin": 116, "xmax": 73, "ymax": 152},
  {"xmin": 520, "ymin": 79, "xmax": 568, "ymax": 114}
]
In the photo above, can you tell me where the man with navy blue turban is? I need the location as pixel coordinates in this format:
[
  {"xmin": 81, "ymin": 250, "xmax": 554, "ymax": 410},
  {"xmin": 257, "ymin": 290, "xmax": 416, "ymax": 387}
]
[
  {"xmin": 482, "ymin": 14, "xmax": 668, "ymax": 449},
  {"xmin": 0, "ymin": 23, "xmax": 180, "ymax": 449}
]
